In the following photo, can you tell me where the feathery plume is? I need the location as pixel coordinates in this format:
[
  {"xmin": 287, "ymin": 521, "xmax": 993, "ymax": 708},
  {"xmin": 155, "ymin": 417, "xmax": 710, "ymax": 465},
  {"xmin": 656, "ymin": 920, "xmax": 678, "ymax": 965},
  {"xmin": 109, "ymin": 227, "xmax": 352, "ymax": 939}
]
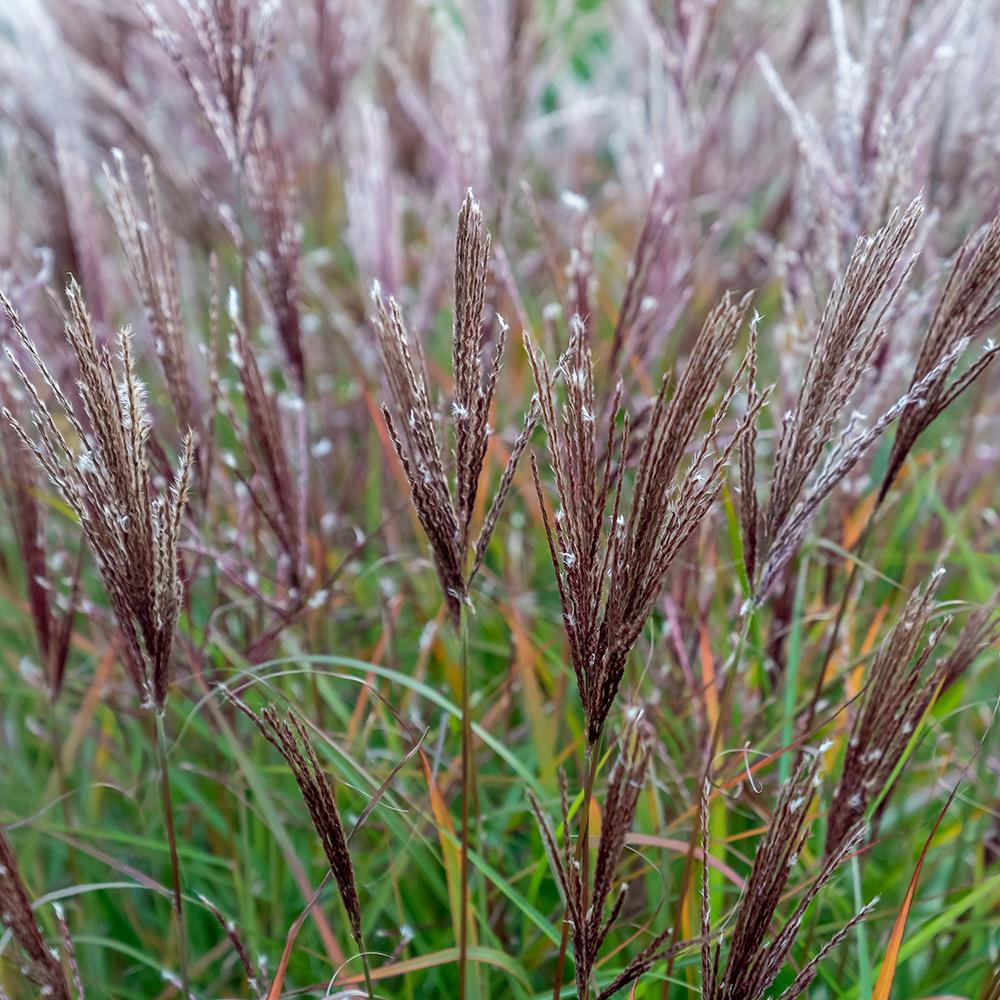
[
  {"xmin": 1, "ymin": 281, "xmax": 194, "ymax": 709},
  {"xmin": 104, "ymin": 151, "xmax": 200, "ymax": 440},
  {"xmin": 752, "ymin": 198, "xmax": 948, "ymax": 598},
  {"xmin": 230, "ymin": 698, "xmax": 370, "ymax": 993},
  {"xmin": 939, "ymin": 589, "xmax": 1000, "ymax": 692},
  {"xmin": 244, "ymin": 125, "xmax": 305, "ymax": 386},
  {"xmin": 219, "ymin": 289, "xmax": 306, "ymax": 594},
  {"xmin": 0, "ymin": 825, "xmax": 72, "ymax": 1000},
  {"xmin": 371, "ymin": 190, "xmax": 533, "ymax": 621},
  {"xmin": 703, "ymin": 751, "xmax": 872, "ymax": 1000},
  {"xmin": 529, "ymin": 295, "xmax": 767, "ymax": 744},
  {"xmin": 0, "ymin": 377, "xmax": 80, "ymax": 698},
  {"xmin": 141, "ymin": 0, "xmax": 277, "ymax": 167},
  {"xmin": 825, "ymin": 572, "xmax": 949, "ymax": 858},
  {"xmin": 607, "ymin": 167, "xmax": 674, "ymax": 379},
  {"xmin": 879, "ymin": 213, "xmax": 1000, "ymax": 501}
]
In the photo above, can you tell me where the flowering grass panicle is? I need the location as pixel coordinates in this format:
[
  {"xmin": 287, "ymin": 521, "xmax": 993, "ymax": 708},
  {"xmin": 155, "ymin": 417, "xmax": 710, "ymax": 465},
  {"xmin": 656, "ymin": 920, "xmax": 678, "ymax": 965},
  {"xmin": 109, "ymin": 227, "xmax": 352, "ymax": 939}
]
[
  {"xmin": 0, "ymin": 826, "xmax": 73, "ymax": 1000},
  {"xmin": 529, "ymin": 293, "xmax": 767, "ymax": 744},
  {"xmin": 230, "ymin": 697, "xmax": 370, "ymax": 996},
  {"xmin": 243, "ymin": 126, "xmax": 305, "ymax": 385},
  {"xmin": 749, "ymin": 199, "xmax": 994, "ymax": 600},
  {"xmin": 940, "ymin": 588, "xmax": 1000, "ymax": 692},
  {"xmin": 371, "ymin": 190, "xmax": 530, "ymax": 621},
  {"xmin": 607, "ymin": 167, "xmax": 677, "ymax": 380},
  {"xmin": 219, "ymin": 290, "xmax": 307, "ymax": 596},
  {"xmin": 1, "ymin": 282, "xmax": 194, "ymax": 709},
  {"xmin": 825, "ymin": 572, "xmax": 950, "ymax": 858},
  {"xmin": 0, "ymin": 383, "xmax": 80, "ymax": 698},
  {"xmin": 141, "ymin": 0, "xmax": 276, "ymax": 169},
  {"xmin": 104, "ymin": 151, "xmax": 201, "ymax": 442},
  {"xmin": 879, "ymin": 212, "xmax": 1000, "ymax": 501},
  {"xmin": 751, "ymin": 199, "xmax": 923, "ymax": 594},
  {"xmin": 0, "ymin": 2, "xmax": 998, "ymax": 996},
  {"xmin": 702, "ymin": 751, "xmax": 875, "ymax": 1000}
]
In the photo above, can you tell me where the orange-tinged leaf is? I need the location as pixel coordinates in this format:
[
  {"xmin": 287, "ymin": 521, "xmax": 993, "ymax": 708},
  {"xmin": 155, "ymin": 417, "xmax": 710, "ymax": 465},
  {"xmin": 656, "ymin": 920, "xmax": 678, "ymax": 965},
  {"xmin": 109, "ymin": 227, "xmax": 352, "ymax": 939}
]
[
  {"xmin": 505, "ymin": 600, "xmax": 557, "ymax": 782},
  {"xmin": 699, "ymin": 621, "xmax": 719, "ymax": 732},
  {"xmin": 419, "ymin": 749, "xmax": 478, "ymax": 950},
  {"xmin": 842, "ymin": 493, "xmax": 877, "ymax": 549},
  {"xmin": 849, "ymin": 600, "xmax": 890, "ymax": 698},
  {"xmin": 871, "ymin": 727, "xmax": 989, "ymax": 1000},
  {"xmin": 589, "ymin": 794, "xmax": 603, "ymax": 837}
]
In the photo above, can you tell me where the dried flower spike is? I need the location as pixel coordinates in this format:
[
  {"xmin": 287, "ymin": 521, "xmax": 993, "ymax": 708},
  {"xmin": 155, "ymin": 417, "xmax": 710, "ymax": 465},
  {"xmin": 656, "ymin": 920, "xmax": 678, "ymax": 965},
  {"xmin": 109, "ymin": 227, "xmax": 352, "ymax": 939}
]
[
  {"xmin": 230, "ymin": 697, "xmax": 371, "ymax": 996},
  {"xmin": 1, "ymin": 281, "xmax": 194, "ymax": 709},
  {"xmin": 0, "ymin": 825, "xmax": 72, "ymax": 999},
  {"xmin": 219, "ymin": 289, "xmax": 306, "ymax": 593},
  {"xmin": 529, "ymin": 294, "xmax": 767, "ymax": 744},
  {"xmin": 879, "ymin": 212, "xmax": 1000, "ymax": 501},
  {"xmin": 0, "ymin": 380, "xmax": 81, "ymax": 699},
  {"xmin": 141, "ymin": 0, "xmax": 277, "ymax": 167},
  {"xmin": 939, "ymin": 588, "xmax": 1000, "ymax": 693},
  {"xmin": 371, "ymin": 190, "xmax": 532, "ymax": 621},
  {"xmin": 703, "ymin": 750, "xmax": 872, "ymax": 1000},
  {"xmin": 753, "ymin": 199, "xmax": 923, "ymax": 597},
  {"xmin": 826, "ymin": 572, "xmax": 949, "ymax": 858},
  {"xmin": 104, "ymin": 151, "xmax": 201, "ymax": 441}
]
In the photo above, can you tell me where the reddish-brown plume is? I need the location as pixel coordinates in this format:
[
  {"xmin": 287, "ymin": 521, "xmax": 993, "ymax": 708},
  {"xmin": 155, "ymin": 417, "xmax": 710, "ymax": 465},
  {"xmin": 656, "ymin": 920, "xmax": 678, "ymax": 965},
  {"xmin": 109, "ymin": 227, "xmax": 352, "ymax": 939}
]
[
  {"xmin": 528, "ymin": 294, "xmax": 767, "ymax": 744},
  {"xmin": 1, "ymin": 282, "xmax": 194, "ymax": 709},
  {"xmin": 826, "ymin": 572, "xmax": 949, "ymax": 858},
  {"xmin": 371, "ymin": 190, "xmax": 535, "ymax": 622},
  {"xmin": 879, "ymin": 213, "xmax": 1000, "ymax": 501},
  {"xmin": 702, "ymin": 752, "xmax": 876, "ymax": 1000},
  {"xmin": 230, "ymin": 697, "xmax": 366, "ymax": 958},
  {"xmin": 0, "ymin": 825, "xmax": 73, "ymax": 1000}
]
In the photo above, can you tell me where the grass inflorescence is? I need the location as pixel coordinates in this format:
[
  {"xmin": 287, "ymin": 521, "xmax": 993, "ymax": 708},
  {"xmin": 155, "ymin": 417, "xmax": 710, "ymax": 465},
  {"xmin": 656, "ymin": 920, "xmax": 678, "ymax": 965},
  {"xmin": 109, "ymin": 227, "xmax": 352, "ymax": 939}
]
[{"xmin": 0, "ymin": 2, "xmax": 999, "ymax": 998}]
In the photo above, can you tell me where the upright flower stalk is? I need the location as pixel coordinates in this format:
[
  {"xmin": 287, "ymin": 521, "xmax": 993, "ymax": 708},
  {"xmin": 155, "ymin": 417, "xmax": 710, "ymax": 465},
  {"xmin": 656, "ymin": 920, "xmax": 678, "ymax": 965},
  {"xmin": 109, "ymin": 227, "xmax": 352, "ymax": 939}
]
[
  {"xmin": 825, "ymin": 572, "xmax": 950, "ymax": 859},
  {"xmin": 1, "ymin": 282, "xmax": 195, "ymax": 995},
  {"xmin": 526, "ymin": 294, "xmax": 766, "ymax": 995},
  {"xmin": 232, "ymin": 699, "xmax": 374, "ymax": 998},
  {"xmin": 700, "ymin": 751, "xmax": 877, "ymax": 1000},
  {"xmin": 370, "ymin": 190, "xmax": 535, "ymax": 998}
]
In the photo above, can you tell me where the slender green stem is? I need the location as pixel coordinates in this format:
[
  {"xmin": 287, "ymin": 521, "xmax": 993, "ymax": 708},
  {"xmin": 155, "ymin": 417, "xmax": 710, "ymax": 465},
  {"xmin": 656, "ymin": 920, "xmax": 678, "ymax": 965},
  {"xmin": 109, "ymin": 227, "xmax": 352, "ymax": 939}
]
[
  {"xmin": 458, "ymin": 600, "xmax": 473, "ymax": 1000},
  {"xmin": 780, "ymin": 556, "xmax": 810, "ymax": 782},
  {"xmin": 356, "ymin": 932, "xmax": 375, "ymax": 1000},
  {"xmin": 155, "ymin": 709, "xmax": 191, "ymax": 998},
  {"xmin": 851, "ymin": 855, "xmax": 871, "ymax": 1000}
]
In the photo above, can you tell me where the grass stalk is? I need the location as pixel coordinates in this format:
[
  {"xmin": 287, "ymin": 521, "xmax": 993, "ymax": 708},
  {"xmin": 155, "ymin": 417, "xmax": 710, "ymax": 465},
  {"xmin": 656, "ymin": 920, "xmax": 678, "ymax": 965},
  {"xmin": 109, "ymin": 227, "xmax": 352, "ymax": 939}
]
[
  {"xmin": 459, "ymin": 598, "xmax": 474, "ymax": 1000},
  {"xmin": 359, "ymin": 940, "xmax": 375, "ymax": 999},
  {"xmin": 155, "ymin": 709, "xmax": 191, "ymax": 999},
  {"xmin": 780, "ymin": 555, "xmax": 810, "ymax": 782}
]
